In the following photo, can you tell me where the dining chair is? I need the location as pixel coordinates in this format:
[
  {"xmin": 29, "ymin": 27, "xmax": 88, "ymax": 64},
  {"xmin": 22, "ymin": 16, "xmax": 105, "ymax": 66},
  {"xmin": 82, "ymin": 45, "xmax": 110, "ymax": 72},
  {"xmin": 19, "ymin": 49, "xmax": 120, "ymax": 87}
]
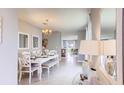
[{"xmin": 18, "ymin": 51, "xmax": 40, "ymax": 84}]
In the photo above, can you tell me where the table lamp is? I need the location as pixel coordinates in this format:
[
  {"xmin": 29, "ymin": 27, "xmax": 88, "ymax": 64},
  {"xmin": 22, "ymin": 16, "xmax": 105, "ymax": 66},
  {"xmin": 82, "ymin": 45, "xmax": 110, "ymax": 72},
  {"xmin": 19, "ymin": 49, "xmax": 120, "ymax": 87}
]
[
  {"xmin": 101, "ymin": 40, "xmax": 116, "ymax": 56},
  {"xmin": 79, "ymin": 40, "xmax": 100, "ymax": 68},
  {"xmin": 101, "ymin": 40, "xmax": 116, "ymax": 77}
]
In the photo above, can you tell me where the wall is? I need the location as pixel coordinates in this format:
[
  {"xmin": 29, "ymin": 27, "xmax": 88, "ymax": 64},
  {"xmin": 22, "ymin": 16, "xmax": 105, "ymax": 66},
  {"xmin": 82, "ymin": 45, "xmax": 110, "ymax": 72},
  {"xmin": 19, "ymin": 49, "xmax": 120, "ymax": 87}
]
[
  {"xmin": 77, "ymin": 30, "xmax": 86, "ymax": 49},
  {"xmin": 61, "ymin": 30, "xmax": 86, "ymax": 49},
  {"xmin": 48, "ymin": 31, "xmax": 61, "ymax": 60},
  {"xmin": 18, "ymin": 20, "xmax": 42, "ymax": 52},
  {"xmin": 0, "ymin": 9, "xmax": 18, "ymax": 84},
  {"xmin": 117, "ymin": 8, "xmax": 123, "ymax": 84}
]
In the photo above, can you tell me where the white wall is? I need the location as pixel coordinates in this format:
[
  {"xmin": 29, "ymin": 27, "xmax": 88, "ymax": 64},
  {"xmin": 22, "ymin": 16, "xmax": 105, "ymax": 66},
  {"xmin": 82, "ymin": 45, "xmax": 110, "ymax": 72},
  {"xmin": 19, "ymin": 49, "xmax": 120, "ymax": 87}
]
[
  {"xmin": 18, "ymin": 20, "xmax": 42, "ymax": 52},
  {"xmin": 77, "ymin": 30, "xmax": 86, "ymax": 49},
  {"xmin": 48, "ymin": 31, "xmax": 61, "ymax": 59},
  {"xmin": 61, "ymin": 31, "xmax": 78, "ymax": 41},
  {"xmin": 61, "ymin": 30, "xmax": 86, "ymax": 49},
  {"xmin": 0, "ymin": 9, "xmax": 18, "ymax": 84},
  {"xmin": 116, "ymin": 8, "xmax": 123, "ymax": 84}
]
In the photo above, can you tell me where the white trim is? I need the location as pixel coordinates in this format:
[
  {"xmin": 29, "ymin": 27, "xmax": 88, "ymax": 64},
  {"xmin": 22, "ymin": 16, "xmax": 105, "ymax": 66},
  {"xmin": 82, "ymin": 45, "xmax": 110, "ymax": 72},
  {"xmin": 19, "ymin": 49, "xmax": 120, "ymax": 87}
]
[
  {"xmin": 0, "ymin": 16, "xmax": 2, "ymax": 44},
  {"xmin": 32, "ymin": 35, "xmax": 40, "ymax": 49},
  {"xmin": 116, "ymin": 8, "xmax": 123, "ymax": 84},
  {"xmin": 18, "ymin": 32, "xmax": 29, "ymax": 50}
]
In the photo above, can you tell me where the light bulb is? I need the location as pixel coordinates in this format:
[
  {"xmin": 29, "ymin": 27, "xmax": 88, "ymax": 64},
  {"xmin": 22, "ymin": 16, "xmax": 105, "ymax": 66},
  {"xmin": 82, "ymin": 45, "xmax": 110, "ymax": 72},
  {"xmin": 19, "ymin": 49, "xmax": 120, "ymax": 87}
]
[
  {"xmin": 45, "ymin": 29, "xmax": 48, "ymax": 32},
  {"xmin": 42, "ymin": 30, "xmax": 44, "ymax": 33},
  {"xmin": 49, "ymin": 30, "xmax": 52, "ymax": 33}
]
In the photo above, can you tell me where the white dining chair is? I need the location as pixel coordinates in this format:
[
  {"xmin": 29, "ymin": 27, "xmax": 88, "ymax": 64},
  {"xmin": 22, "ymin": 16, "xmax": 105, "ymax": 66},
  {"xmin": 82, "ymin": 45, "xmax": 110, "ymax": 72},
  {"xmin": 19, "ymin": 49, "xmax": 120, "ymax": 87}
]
[{"xmin": 18, "ymin": 51, "xmax": 40, "ymax": 84}]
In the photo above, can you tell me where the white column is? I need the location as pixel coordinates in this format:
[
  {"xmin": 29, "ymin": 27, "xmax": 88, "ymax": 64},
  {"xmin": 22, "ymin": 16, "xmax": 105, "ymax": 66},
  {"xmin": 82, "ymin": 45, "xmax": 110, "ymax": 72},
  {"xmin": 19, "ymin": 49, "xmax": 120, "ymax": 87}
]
[{"xmin": 90, "ymin": 9, "xmax": 101, "ymax": 69}]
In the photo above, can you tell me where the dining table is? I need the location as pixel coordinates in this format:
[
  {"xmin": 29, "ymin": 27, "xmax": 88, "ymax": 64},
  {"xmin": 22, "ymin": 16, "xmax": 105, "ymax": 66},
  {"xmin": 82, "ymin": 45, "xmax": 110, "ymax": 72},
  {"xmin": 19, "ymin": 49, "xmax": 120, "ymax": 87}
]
[{"xmin": 31, "ymin": 54, "xmax": 59, "ymax": 80}]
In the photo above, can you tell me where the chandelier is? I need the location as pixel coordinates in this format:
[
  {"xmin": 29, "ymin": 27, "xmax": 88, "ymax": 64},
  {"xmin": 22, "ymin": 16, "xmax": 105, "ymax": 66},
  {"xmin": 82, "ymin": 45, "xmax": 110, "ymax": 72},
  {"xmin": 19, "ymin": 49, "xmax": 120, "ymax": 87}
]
[{"xmin": 42, "ymin": 19, "xmax": 52, "ymax": 37}]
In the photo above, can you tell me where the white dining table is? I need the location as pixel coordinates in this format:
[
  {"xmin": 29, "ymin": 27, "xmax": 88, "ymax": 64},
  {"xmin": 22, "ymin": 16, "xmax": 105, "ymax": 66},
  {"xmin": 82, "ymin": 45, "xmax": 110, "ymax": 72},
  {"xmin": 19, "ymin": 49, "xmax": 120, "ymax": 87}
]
[
  {"xmin": 31, "ymin": 55, "xmax": 58, "ymax": 63},
  {"xmin": 31, "ymin": 55, "xmax": 59, "ymax": 80}
]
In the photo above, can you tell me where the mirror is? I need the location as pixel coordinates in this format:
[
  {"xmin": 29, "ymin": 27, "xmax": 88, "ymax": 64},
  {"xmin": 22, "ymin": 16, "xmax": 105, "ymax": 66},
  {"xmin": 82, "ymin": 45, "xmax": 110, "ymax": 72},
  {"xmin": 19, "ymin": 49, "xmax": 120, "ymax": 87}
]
[
  {"xmin": 18, "ymin": 32, "xmax": 29, "ymax": 49},
  {"xmin": 100, "ymin": 8, "xmax": 117, "ymax": 80},
  {"xmin": 101, "ymin": 9, "xmax": 116, "ymax": 40},
  {"xmin": 32, "ymin": 35, "xmax": 39, "ymax": 49}
]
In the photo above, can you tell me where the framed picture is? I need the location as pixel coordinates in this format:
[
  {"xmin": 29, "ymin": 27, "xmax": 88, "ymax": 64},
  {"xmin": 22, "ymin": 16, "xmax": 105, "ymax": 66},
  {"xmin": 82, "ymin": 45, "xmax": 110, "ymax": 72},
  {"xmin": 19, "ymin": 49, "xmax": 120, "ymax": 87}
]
[
  {"xmin": 18, "ymin": 32, "xmax": 29, "ymax": 49},
  {"xmin": 0, "ymin": 16, "xmax": 2, "ymax": 44},
  {"xmin": 32, "ymin": 35, "xmax": 39, "ymax": 49}
]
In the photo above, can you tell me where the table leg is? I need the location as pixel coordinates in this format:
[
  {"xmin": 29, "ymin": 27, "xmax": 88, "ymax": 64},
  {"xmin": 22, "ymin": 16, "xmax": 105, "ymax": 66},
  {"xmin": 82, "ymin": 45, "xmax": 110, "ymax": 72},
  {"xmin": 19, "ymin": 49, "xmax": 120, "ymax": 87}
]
[{"xmin": 38, "ymin": 64, "xmax": 42, "ymax": 80}]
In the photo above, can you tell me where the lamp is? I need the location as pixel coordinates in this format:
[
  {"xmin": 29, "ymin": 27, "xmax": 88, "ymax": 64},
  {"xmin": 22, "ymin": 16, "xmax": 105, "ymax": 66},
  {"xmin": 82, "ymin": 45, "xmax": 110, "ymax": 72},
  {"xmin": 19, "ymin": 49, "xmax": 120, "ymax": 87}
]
[
  {"xmin": 79, "ymin": 40, "xmax": 100, "ymax": 74},
  {"xmin": 79, "ymin": 40, "xmax": 116, "ymax": 78},
  {"xmin": 79, "ymin": 40, "xmax": 100, "ymax": 82},
  {"xmin": 79, "ymin": 40, "xmax": 100, "ymax": 55},
  {"xmin": 101, "ymin": 40, "xmax": 116, "ymax": 56},
  {"xmin": 79, "ymin": 40, "xmax": 116, "ymax": 58},
  {"xmin": 101, "ymin": 40, "xmax": 116, "ymax": 77}
]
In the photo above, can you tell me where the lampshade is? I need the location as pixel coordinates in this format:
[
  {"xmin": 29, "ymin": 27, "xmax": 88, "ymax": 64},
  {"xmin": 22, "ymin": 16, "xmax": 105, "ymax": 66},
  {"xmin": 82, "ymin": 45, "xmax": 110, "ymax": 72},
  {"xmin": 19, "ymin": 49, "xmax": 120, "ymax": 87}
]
[
  {"xmin": 79, "ymin": 40, "xmax": 100, "ymax": 55},
  {"xmin": 102, "ymin": 40, "xmax": 116, "ymax": 56},
  {"xmin": 79, "ymin": 40, "xmax": 116, "ymax": 56}
]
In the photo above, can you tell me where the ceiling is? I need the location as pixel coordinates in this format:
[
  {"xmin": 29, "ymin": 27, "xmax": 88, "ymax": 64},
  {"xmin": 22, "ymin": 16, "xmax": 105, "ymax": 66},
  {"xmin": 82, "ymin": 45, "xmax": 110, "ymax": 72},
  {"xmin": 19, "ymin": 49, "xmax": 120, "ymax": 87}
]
[
  {"xmin": 18, "ymin": 8, "xmax": 116, "ymax": 34},
  {"xmin": 18, "ymin": 8, "xmax": 88, "ymax": 32}
]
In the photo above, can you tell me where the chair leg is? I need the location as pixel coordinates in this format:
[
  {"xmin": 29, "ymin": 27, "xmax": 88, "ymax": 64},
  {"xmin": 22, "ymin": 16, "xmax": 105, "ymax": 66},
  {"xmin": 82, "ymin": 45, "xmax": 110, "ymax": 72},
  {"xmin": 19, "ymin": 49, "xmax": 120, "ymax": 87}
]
[
  {"xmin": 48, "ymin": 68, "xmax": 49, "ymax": 77},
  {"xmin": 38, "ymin": 67, "xmax": 42, "ymax": 80},
  {"xmin": 19, "ymin": 71, "xmax": 22, "ymax": 83},
  {"xmin": 29, "ymin": 72, "xmax": 32, "ymax": 85}
]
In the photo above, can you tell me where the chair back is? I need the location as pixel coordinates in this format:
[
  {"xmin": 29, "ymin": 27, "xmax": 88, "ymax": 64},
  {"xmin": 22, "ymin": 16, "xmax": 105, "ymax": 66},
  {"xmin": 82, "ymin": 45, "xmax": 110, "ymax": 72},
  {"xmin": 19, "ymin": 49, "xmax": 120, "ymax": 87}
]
[{"xmin": 21, "ymin": 51, "xmax": 31, "ymax": 67}]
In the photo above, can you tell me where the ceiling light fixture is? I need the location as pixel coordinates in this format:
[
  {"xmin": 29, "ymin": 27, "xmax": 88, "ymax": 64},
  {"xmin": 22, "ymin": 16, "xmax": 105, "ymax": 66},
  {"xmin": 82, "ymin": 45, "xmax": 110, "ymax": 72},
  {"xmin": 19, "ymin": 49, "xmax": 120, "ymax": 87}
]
[{"xmin": 42, "ymin": 19, "xmax": 52, "ymax": 38}]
